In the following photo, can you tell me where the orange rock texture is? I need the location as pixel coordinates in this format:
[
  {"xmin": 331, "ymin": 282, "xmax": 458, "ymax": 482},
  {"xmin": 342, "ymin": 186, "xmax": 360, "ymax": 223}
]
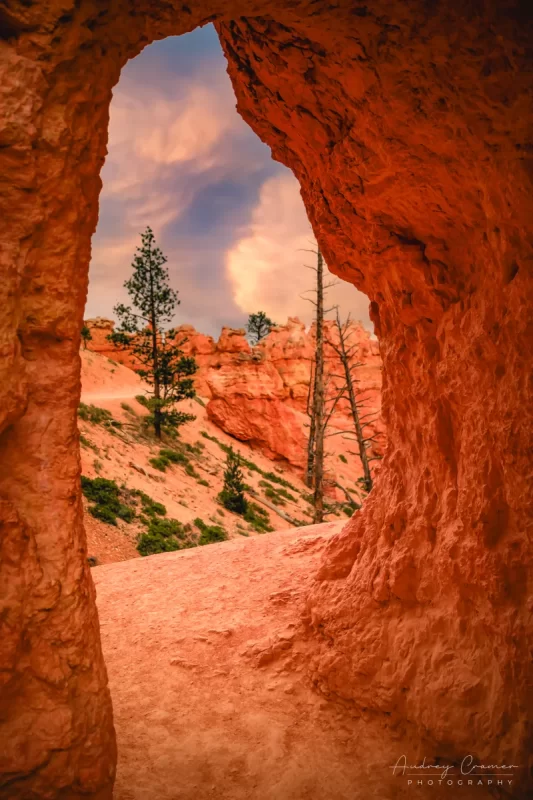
[
  {"xmin": 0, "ymin": 1, "xmax": 531, "ymax": 798},
  {"xmin": 85, "ymin": 316, "xmax": 384, "ymax": 474}
]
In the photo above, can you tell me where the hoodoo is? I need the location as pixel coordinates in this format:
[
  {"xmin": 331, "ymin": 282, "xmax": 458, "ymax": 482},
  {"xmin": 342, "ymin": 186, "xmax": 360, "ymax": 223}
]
[{"xmin": 0, "ymin": 1, "xmax": 531, "ymax": 798}]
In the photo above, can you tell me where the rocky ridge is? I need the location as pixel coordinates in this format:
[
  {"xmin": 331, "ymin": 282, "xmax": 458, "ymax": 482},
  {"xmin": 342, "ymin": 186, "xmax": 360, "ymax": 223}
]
[{"xmin": 84, "ymin": 316, "xmax": 384, "ymax": 481}]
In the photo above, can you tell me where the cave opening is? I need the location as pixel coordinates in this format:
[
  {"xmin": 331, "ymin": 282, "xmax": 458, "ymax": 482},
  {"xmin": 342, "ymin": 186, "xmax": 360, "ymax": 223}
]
[{"xmin": 80, "ymin": 22, "xmax": 381, "ymax": 562}]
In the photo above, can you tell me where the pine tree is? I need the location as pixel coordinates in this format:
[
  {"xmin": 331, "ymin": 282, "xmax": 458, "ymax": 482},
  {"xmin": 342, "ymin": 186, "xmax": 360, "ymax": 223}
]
[
  {"xmin": 107, "ymin": 227, "xmax": 198, "ymax": 438},
  {"xmin": 218, "ymin": 447, "xmax": 248, "ymax": 515},
  {"xmin": 247, "ymin": 311, "xmax": 275, "ymax": 345},
  {"xmin": 81, "ymin": 324, "xmax": 92, "ymax": 350}
]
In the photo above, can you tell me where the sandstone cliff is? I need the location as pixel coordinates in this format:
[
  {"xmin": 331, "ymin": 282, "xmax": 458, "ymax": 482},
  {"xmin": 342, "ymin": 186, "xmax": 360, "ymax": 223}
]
[{"xmin": 84, "ymin": 316, "xmax": 384, "ymax": 484}]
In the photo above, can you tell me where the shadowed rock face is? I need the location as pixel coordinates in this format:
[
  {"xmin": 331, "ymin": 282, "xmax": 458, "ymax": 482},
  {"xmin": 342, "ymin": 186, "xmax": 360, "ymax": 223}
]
[{"xmin": 0, "ymin": 1, "xmax": 531, "ymax": 798}]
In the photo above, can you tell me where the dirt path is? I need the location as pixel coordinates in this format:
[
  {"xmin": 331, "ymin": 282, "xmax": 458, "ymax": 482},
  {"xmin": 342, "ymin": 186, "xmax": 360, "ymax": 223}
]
[{"xmin": 93, "ymin": 524, "xmax": 486, "ymax": 800}]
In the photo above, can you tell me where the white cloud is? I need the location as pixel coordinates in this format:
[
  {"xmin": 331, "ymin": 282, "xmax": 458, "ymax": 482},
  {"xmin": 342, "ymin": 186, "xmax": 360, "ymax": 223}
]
[{"xmin": 225, "ymin": 173, "xmax": 372, "ymax": 329}]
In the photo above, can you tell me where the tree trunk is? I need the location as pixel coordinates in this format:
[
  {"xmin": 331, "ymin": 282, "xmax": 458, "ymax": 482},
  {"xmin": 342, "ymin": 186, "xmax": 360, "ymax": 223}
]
[
  {"xmin": 305, "ymin": 361, "xmax": 316, "ymax": 487},
  {"xmin": 148, "ymin": 239, "xmax": 162, "ymax": 439},
  {"xmin": 312, "ymin": 249, "xmax": 325, "ymax": 523},
  {"xmin": 335, "ymin": 313, "xmax": 373, "ymax": 492}
]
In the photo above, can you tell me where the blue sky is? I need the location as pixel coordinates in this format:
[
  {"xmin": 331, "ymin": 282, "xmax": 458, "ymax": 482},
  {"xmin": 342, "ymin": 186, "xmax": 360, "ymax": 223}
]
[{"xmin": 87, "ymin": 24, "xmax": 371, "ymax": 337}]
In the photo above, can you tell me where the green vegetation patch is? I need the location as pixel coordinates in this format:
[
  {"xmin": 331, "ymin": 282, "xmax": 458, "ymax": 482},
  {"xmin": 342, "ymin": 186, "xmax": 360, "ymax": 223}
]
[
  {"xmin": 244, "ymin": 502, "xmax": 273, "ymax": 533},
  {"xmin": 137, "ymin": 517, "xmax": 189, "ymax": 557},
  {"xmin": 338, "ymin": 453, "xmax": 348, "ymax": 464},
  {"xmin": 80, "ymin": 434, "xmax": 98, "ymax": 453},
  {"xmin": 200, "ymin": 431, "xmax": 298, "ymax": 492},
  {"xmin": 81, "ymin": 476, "xmax": 135, "ymax": 526},
  {"xmin": 78, "ymin": 403, "xmax": 123, "ymax": 431},
  {"xmin": 259, "ymin": 480, "xmax": 296, "ymax": 505},
  {"xmin": 194, "ymin": 517, "xmax": 228, "ymax": 546}
]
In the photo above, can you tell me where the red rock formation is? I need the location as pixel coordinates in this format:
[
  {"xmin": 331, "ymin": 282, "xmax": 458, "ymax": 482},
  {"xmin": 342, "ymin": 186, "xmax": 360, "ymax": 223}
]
[
  {"xmin": 1, "ymin": 2, "xmax": 531, "ymax": 799},
  {"xmin": 205, "ymin": 317, "xmax": 383, "ymax": 477},
  {"xmin": 86, "ymin": 316, "xmax": 383, "ymax": 475},
  {"xmin": 82, "ymin": 317, "xmax": 139, "ymax": 369}
]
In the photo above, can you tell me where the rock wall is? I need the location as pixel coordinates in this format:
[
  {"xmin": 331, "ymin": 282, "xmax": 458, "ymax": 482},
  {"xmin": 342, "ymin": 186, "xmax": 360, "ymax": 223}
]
[
  {"xmin": 84, "ymin": 316, "xmax": 384, "ymax": 476},
  {"xmin": 0, "ymin": 1, "xmax": 531, "ymax": 798}
]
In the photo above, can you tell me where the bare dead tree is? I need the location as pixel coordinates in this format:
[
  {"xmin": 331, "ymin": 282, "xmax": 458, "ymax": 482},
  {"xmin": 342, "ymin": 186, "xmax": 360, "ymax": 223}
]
[
  {"xmin": 325, "ymin": 308, "xmax": 380, "ymax": 493},
  {"xmin": 300, "ymin": 246, "xmax": 338, "ymax": 524}
]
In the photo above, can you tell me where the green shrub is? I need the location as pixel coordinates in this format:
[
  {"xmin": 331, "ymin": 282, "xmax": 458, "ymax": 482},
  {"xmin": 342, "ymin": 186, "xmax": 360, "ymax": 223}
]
[
  {"xmin": 78, "ymin": 403, "xmax": 122, "ymax": 431},
  {"xmin": 194, "ymin": 517, "xmax": 228, "ymax": 546},
  {"xmin": 137, "ymin": 532, "xmax": 181, "ymax": 556},
  {"xmin": 338, "ymin": 453, "xmax": 348, "ymax": 464},
  {"xmin": 197, "ymin": 478, "xmax": 210, "ymax": 487},
  {"xmin": 200, "ymin": 431, "xmax": 298, "ymax": 492},
  {"xmin": 136, "ymin": 491, "xmax": 166, "ymax": 518},
  {"xmin": 160, "ymin": 448, "xmax": 188, "ymax": 465},
  {"xmin": 137, "ymin": 516, "xmax": 189, "ymax": 556},
  {"xmin": 81, "ymin": 476, "xmax": 136, "ymax": 526},
  {"xmin": 149, "ymin": 456, "xmax": 170, "ymax": 472},
  {"xmin": 259, "ymin": 480, "xmax": 296, "ymax": 505},
  {"xmin": 260, "ymin": 470, "xmax": 297, "ymax": 493},
  {"xmin": 185, "ymin": 442, "xmax": 204, "ymax": 455},
  {"xmin": 244, "ymin": 502, "xmax": 273, "ymax": 533},
  {"xmin": 135, "ymin": 394, "xmax": 150, "ymax": 408},
  {"xmin": 121, "ymin": 402, "xmax": 136, "ymax": 415},
  {"xmin": 264, "ymin": 486, "xmax": 286, "ymax": 506},
  {"xmin": 185, "ymin": 462, "xmax": 201, "ymax": 479},
  {"xmin": 80, "ymin": 434, "xmax": 98, "ymax": 452},
  {"xmin": 90, "ymin": 505, "xmax": 118, "ymax": 525},
  {"xmin": 343, "ymin": 503, "xmax": 360, "ymax": 517},
  {"xmin": 148, "ymin": 517, "xmax": 185, "ymax": 539}
]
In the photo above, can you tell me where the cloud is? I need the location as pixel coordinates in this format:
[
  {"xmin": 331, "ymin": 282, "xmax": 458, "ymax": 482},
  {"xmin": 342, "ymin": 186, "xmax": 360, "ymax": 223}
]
[
  {"xmin": 86, "ymin": 26, "xmax": 372, "ymax": 339},
  {"xmin": 225, "ymin": 173, "xmax": 372, "ymax": 328}
]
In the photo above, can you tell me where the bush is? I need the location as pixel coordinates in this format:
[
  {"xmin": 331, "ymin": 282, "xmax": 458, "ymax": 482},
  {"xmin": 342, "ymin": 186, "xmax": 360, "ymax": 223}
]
[
  {"xmin": 160, "ymin": 448, "xmax": 188, "ymax": 465},
  {"xmin": 194, "ymin": 517, "xmax": 228, "ymax": 546},
  {"xmin": 197, "ymin": 478, "xmax": 210, "ymax": 487},
  {"xmin": 244, "ymin": 502, "xmax": 273, "ymax": 533},
  {"xmin": 80, "ymin": 434, "xmax": 98, "ymax": 453},
  {"xmin": 200, "ymin": 431, "xmax": 298, "ymax": 492},
  {"xmin": 81, "ymin": 476, "xmax": 135, "ymax": 526},
  {"xmin": 259, "ymin": 480, "xmax": 296, "ymax": 505},
  {"xmin": 338, "ymin": 453, "xmax": 348, "ymax": 464},
  {"xmin": 264, "ymin": 486, "xmax": 286, "ymax": 506},
  {"xmin": 137, "ymin": 516, "xmax": 189, "ymax": 556},
  {"xmin": 343, "ymin": 503, "xmax": 360, "ymax": 517},
  {"xmin": 137, "ymin": 532, "xmax": 182, "ymax": 556},
  {"xmin": 260, "ymin": 470, "xmax": 297, "ymax": 493},
  {"xmin": 78, "ymin": 403, "xmax": 123, "ymax": 432},
  {"xmin": 90, "ymin": 504, "xmax": 118, "ymax": 526},
  {"xmin": 185, "ymin": 463, "xmax": 201, "ymax": 479},
  {"xmin": 148, "ymin": 517, "xmax": 185, "ymax": 539},
  {"xmin": 136, "ymin": 491, "xmax": 166, "ymax": 518},
  {"xmin": 149, "ymin": 456, "xmax": 170, "ymax": 472},
  {"xmin": 121, "ymin": 402, "xmax": 136, "ymax": 415}
]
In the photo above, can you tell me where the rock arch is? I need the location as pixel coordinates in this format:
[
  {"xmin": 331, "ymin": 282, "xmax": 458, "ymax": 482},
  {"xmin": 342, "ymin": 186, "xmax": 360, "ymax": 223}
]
[{"xmin": 0, "ymin": 1, "xmax": 531, "ymax": 797}]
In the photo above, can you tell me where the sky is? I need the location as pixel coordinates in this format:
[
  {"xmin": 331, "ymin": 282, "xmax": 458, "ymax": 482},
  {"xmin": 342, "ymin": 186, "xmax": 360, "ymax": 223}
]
[{"xmin": 87, "ymin": 24, "xmax": 372, "ymax": 338}]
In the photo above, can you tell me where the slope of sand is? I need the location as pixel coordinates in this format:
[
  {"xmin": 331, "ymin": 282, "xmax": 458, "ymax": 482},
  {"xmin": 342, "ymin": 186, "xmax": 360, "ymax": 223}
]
[
  {"xmin": 80, "ymin": 350, "xmax": 335, "ymax": 563},
  {"xmin": 94, "ymin": 523, "xmax": 490, "ymax": 800}
]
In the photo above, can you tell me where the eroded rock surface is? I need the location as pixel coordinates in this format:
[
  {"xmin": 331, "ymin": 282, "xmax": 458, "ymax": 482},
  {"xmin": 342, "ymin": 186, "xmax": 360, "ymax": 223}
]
[
  {"xmin": 85, "ymin": 316, "xmax": 384, "ymax": 475},
  {"xmin": 0, "ymin": 0, "xmax": 531, "ymax": 798}
]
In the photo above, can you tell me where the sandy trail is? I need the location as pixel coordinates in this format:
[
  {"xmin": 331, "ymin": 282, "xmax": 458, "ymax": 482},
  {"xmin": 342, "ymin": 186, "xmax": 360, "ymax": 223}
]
[{"xmin": 94, "ymin": 524, "xmax": 488, "ymax": 800}]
